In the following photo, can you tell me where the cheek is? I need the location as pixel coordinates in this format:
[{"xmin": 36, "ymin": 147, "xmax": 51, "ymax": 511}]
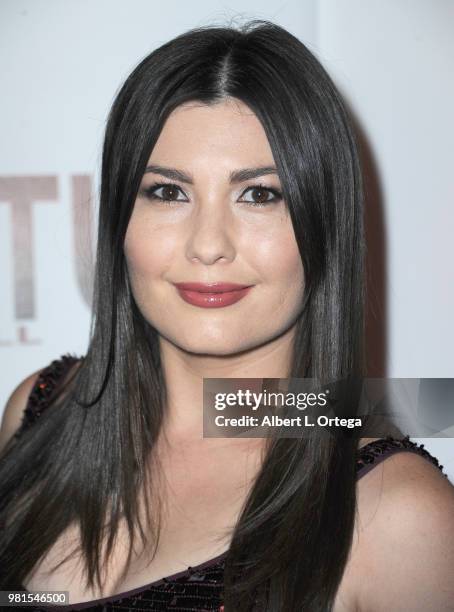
[
  {"xmin": 247, "ymin": 219, "xmax": 304, "ymax": 289},
  {"xmin": 123, "ymin": 217, "xmax": 176, "ymax": 283}
]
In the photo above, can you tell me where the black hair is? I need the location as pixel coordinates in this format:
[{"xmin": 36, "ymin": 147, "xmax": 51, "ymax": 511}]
[{"xmin": 0, "ymin": 19, "xmax": 366, "ymax": 611}]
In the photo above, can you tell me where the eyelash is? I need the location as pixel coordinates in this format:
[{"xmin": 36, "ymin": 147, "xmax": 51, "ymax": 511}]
[{"xmin": 139, "ymin": 182, "xmax": 283, "ymax": 207}]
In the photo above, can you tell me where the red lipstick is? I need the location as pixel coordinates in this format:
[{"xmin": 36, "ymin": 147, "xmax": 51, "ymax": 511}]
[{"xmin": 173, "ymin": 282, "xmax": 253, "ymax": 308}]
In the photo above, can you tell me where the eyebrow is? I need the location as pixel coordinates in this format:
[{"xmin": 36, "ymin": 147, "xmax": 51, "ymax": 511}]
[{"xmin": 144, "ymin": 164, "xmax": 278, "ymax": 184}]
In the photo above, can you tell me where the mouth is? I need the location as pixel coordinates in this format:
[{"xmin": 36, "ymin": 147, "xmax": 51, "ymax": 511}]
[{"xmin": 173, "ymin": 282, "xmax": 254, "ymax": 308}]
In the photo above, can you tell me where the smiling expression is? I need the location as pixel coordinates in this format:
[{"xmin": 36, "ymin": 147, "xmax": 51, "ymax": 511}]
[{"xmin": 123, "ymin": 98, "xmax": 305, "ymax": 356}]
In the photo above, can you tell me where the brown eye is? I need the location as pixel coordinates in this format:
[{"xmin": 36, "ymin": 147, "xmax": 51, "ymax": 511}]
[
  {"xmin": 253, "ymin": 187, "xmax": 271, "ymax": 204},
  {"xmin": 140, "ymin": 183, "xmax": 188, "ymax": 203},
  {"xmin": 239, "ymin": 185, "xmax": 282, "ymax": 207},
  {"xmin": 160, "ymin": 185, "xmax": 181, "ymax": 200}
]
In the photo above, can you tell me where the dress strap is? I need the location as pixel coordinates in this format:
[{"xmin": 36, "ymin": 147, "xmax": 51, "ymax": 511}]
[
  {"xmin": 14, "ymin": 353, "xmax": 82, "ymax": 439},
  {"xmin": 356, "ymin": 435, "xmax": 446, "ymax": 479}
]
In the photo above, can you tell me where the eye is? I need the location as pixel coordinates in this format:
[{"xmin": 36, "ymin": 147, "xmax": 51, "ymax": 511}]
[
  {"xmin": 138, "ymin": 182, "xmax": 283, "ymax": 207},
  {"xmin": 239, "ymin": 184, "xmax": 283, "ymax": 207},
  {"xmin": 139, "ymin": 182, "xmax": 188, "ymax": 203}
]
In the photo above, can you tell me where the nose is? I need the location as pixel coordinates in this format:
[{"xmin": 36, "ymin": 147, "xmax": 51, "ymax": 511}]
[{"xmin": 185, "ymin": 201, "xmax": 236, "ymax": 265}]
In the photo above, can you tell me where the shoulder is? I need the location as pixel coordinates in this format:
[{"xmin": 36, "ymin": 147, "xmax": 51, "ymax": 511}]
[
  {"xmin": 354, "ymin": 448, "xmax": 454, "ymax": 611},
  {"xmin": 0, "ymin": 368, "xmax": 42, "ymax": 452},
  {"xmin": 0, "ymin": 354, "xmax": 83, "ymax": 453}
]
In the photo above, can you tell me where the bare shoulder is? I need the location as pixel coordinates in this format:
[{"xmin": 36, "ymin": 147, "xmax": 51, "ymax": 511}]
[
  {"xmin": 0, "ymin": 358, "xmax": 82, "ymax": 453},
  {"xmin": 0, "ymin": 367, "xmax": 42, "ymax": 453},
  {"xmin": 353, "ymin": 449, "xmax": 454, "ymax": 612}
]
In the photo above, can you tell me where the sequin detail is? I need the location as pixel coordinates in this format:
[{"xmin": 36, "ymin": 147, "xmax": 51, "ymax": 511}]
[
  {"xmin": 14, "ymin": 353, "xmax": 81, "ymax": 439},
  {"xmin": 356, "ymin": 435, "xmax": 446, "ymax": 479},
  {"xmin": 15, "ymin": 355, "xmax": 448, "ymax": 611}
]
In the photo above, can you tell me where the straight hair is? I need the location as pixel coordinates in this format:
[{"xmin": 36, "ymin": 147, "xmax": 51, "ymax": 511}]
[{"xmin": 0, "ymin": 20, "xmax": 366, "ymax": 611}]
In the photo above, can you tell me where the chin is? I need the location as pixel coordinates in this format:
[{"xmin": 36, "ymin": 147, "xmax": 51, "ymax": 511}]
[
  {"xmin": 183, "ymin": 339, "xmax": 248, "ymax": 357},
  {"xmin": 165, "ymin": 328, "xmax": 258, "ymax": 357}
]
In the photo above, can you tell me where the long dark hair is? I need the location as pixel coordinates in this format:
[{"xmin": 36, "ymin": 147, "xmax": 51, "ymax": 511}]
[{"xmin": 0, "ymin": 20, "xmax": 366, "ymax": 610}]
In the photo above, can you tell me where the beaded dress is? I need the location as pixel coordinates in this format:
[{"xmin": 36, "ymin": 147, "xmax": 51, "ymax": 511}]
[{"xmin": 9, "ymin": 354, "xmax": 447, "ymax": 611}]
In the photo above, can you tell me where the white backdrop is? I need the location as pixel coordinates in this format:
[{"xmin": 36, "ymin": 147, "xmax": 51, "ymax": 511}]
[{"xmin": 1, "ymin": 0, "xmax": 452, "ymax": 479}]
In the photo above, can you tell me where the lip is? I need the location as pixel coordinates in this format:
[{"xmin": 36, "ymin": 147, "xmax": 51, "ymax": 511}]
[{"xmin": 173, "ymin": 282, "xmax": 254, "ymax": 308}]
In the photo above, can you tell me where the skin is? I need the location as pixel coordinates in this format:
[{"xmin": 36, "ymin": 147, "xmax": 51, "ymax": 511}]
[
  {"xmin": 122, "ymin": 98, "xmax": 454, "ymax": 611},
  {"xmin": 124, "ymin": 97, "xmax": 305, "ymax": 446},
  {"xmin": 9, "ymin": 98, "xmax": 454, "ymax": 611}
]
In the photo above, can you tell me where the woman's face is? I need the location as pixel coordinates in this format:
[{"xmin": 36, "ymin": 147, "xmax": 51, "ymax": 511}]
[{"xmin": 124, "ymin": 98, "xmax": 305, "ymax": 356}]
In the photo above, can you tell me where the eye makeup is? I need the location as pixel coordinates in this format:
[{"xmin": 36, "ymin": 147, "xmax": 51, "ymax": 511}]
[{"xmin": 138, "ymin": 182, "xmax": 283, "ymax": 208}]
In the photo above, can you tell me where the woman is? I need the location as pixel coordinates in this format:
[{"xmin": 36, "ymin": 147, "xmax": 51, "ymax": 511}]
[{"xmin": 0, "ymin": 20, "xmax": 453, "ymax": 612}]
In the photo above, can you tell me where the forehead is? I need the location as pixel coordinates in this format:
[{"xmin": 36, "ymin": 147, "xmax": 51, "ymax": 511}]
[{"xmin": 149, "ymin": 98, "xmax": 275, "ymax": 167}]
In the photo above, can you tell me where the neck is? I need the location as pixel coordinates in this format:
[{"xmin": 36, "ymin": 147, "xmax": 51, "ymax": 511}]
[{"xmin": 157, "ymin": 324, "xmax": 297, "ymax": 449}]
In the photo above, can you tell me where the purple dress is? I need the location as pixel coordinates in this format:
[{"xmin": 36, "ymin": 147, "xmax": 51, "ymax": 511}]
[{"xmin": 12, "ymin": 354, "xmax": 446, "ymax": 611}]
